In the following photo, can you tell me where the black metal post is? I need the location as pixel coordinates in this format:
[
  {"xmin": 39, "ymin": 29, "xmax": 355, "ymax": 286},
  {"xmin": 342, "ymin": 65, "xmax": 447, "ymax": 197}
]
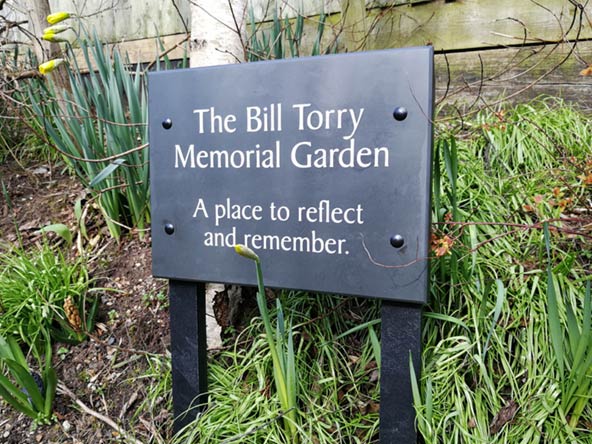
[
  {"xmin": 169, "ymin": 280, "xmax": 208, "ymax": 433},
  {"xmin": 380, "ymin": 301, "xmax": 423, "ymax": 444}
]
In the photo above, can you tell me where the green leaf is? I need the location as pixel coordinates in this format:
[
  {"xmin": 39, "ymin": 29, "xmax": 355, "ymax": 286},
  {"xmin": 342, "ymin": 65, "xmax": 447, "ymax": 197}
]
[
  {"xmin": 368, "ymin": 325, "xmax": 381, "ymax": 369},
  {"xmin": 547, "ymin": 269, "xmax": 564, "ymax": 375},
  {"xmin": 6, "ymin": 362, "xmax": 45, "ymax": 412},
  {"xmin": 424, "ymin": 312, "xmax": 469, "ymax": 331},
  {"xmin": 333, "ymin": 319, "xmax": 381, "ymax": 341},
  {"xmin": 483, "ymin": 279, "xmax": 505, "ymax": 359},
  {"xmin": 43, "ymin": 367, "xmax": 57, "ymax": 417},
  {"xmin": 74, "ymin": 198, "xmax": 88, "ymax": 239},
  {"xmin": 409, "ymin": 352, "xmax": 421, "ymax": 406},
  {"xmin": 0, "ymin": 335, "xmax": 15, "ymax": 361},
  {"xmin": 565, "ymin": 302, "xmax": 579, "ymax": 359},
  {"xmin": 89, "ymin": 158, "xmax": 126, "ymax": 188},
  {"xmin": 38, "ymin": 223, "xmax": 73, "ymax": 246},
  {"xmin": 0, "ymin": 376, "xmax": 37, "ymax": 418},
  {"xmin": 6, "ymin": 335, "xmax": 28, "ymax": 368}
]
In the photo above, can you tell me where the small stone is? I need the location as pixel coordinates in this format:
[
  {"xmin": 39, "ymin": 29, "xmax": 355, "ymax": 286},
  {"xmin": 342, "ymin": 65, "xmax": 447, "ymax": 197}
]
[
  {"xmin": 32, "ymin": 167, "xmax": 49, "ymax": 175},
  {"xmin": 62, "ymin": 420, "xmax": 72, "ymax": 433}
]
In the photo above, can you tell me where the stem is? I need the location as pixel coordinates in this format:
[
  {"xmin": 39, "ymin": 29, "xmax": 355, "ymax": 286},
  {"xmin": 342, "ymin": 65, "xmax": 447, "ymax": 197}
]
[{"xmin": 254, "ymin": 260, "xmax": 298, "ymax": 442}]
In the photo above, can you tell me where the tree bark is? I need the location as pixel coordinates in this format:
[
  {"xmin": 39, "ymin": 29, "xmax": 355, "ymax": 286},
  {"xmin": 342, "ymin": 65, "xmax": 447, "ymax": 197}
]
[
  {"xmin": 190, "ymin": 0, "xmax": 247, "ymax": 67},
  {"xmin": 24, "ymin": 0, "xmax": 59, "ymax": 63},
  {"xmin": 190, "ymin": 0, "xmax": 248, "ymax": 349}
]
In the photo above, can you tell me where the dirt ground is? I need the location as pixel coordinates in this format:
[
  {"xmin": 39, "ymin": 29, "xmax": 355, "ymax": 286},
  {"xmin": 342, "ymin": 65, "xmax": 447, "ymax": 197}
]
[{"xmin": 0, "ymin": 159, "xmax": 172, "ymax": 443}]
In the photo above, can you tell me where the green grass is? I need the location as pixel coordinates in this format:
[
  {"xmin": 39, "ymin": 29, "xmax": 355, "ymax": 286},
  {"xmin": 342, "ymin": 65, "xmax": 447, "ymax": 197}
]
[
  {"xmin": 0, "ymin": 244, "xmax": 98, "ymax": 352},
  {"xmin": 164, "ymin": 97, "xmax": 591, "ymax": 443},
  {"xmin": 418, "ymin": 97, "xmax": 591, "ymax": 443},
  {"xmin": 171, "ymin": 291, "xmax": 380, "ymax": 444}
]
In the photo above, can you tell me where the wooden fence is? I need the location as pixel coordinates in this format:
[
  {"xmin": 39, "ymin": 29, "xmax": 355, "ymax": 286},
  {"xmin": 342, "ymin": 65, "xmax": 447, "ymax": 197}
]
[
  {"xmin": 250, "ymin": 0, "xmax": 592, "ymax": 109},
  {"xmin": 5, "ymin": 1, "xmax": 591, "ymax": 108},
  {"xmin": 3, "ymin": 0, "xmax": 191, "ymax": 63}
]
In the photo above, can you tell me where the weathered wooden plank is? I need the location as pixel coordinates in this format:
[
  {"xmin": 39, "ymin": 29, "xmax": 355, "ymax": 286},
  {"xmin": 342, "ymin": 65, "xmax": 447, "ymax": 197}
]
[
  {"xmin": 368, "ymin": 0, "xmax": 432, "ymax": 7},
  {"xmin": 250, "ymin": 0, "xmax": 592, "ymax": 51},
  {"xmin": 434, "ymin": 40, "xmax": 592, "ymax": 111},
  {"xmin": 367, "ymin": 0, "xmax": 590, "ymax": 51},
  {"xmin": 70, "ymin": 34, "xmax": 189, "ymax": 68},
  {"xmin": 49, "ymin": 0, "xmax": 190, "ymax": 43},
  {"xmin": 250, "ymin": 0, "xmax": 433, "ymax": 22},
  {"xmin": 247, "ymin": 9, "xmax": 592, "ymax": 109},
  {"xmin": 249, "ymin": 0, "xmax": 342, "ymax": 22}
]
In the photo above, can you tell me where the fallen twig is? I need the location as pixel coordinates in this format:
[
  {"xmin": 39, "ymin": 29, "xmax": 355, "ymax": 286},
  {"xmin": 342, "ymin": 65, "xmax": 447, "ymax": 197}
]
[{"xmin": 57, "ymin": 382, "xmax": 145, "ymax": 444}]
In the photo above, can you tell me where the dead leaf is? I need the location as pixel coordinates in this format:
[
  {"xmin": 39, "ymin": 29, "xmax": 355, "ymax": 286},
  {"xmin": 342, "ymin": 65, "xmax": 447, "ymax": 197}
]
[
  {"xmin": 431, "ymin": 234, "xmax": 454, "ymax": 257},
  {"xmin": 18, "ymin": 220, "xmax": 40, "ymax": 231},
  {"xmin": 369, "ymin": 369, "xmax": 379, "ymax": 383},
  {"xmin": 489, "ymin": 400, "xmax": 519, "ymax": 435},
  {"xmin": 580, "ymin": 65, "xmax": 592, "ymax": 76},
  {"xmin": 368, "ymin": 401, "xmax": 380, "ymax": 414}
]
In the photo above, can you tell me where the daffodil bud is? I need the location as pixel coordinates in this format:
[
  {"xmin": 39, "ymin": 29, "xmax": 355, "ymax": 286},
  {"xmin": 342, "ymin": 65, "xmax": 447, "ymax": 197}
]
[
  {"xmin": 234, "ymin": 244, "xmax": 259, "ymax": 262},
  {"xmin": 43, "ymin": 24, "xmax": 71, "ymax": 35},
  {"xmin": 46, "ymin": 11, "xmax": 72, "ymax": 25},
  {"xmin": 42, "ymin": 31, "xmax": 74, "ymax": 43},
  {"xmin": 38, "ymin": 58, "xmax": 66, "ymax": 75}
]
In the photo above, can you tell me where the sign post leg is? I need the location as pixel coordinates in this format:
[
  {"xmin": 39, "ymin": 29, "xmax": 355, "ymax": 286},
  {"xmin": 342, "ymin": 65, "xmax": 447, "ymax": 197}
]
[
  {"xmin": 169, "ymin": 280, "xmax": 208, "ymax": 433},
  {"xmin": 380, "ymin": 301, "xmax": 422, "ymax": 443}
]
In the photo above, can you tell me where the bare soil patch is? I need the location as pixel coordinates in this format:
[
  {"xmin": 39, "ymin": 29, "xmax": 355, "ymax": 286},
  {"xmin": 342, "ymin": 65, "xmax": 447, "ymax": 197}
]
[{"xmin": 0, "ymin": 160, "xmax": 171, "ymax": 443}]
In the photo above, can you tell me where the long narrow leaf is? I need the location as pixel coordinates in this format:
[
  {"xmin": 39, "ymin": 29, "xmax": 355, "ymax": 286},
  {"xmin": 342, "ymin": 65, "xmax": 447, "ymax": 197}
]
[
  {"xmin": 0, "ymin": 378, "xmax": 37, "ymax": 418},
  {"xmin": 89, "ymin": 158, "xmax": 126, "ymax": 188},
  {"xmin": 6, "ymin": 336, "xmax": 27, "ymax": 368},
  {"xmin": 43, "ymin": 367, "xmax": 57, "ymax": 417},
  {"xmin": 38, "ymin": 223, "xmax": 73, "ymax": 246},
  {"xmin": 368, "ymin": 325, "xmax": 381, "ymax": 369},
  {"xmin": 547, "ymin": 269, "xmax": 564, "ymax": 375},
  {"xmin": 6, "ymin": 362, "xmax": 44, "ymax": 412},
  {"xmin": 483, "ymin": 279, "xmax": 505, "ymax": 358}
]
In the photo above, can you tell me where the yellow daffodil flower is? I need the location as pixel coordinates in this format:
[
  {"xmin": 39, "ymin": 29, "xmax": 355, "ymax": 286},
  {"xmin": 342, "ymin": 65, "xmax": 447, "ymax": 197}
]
[
  {"xmin": 42, "ymin": 31, "xmax": 74, "ymax": 43},
  {"xmin": 38, "ymin": 58, "xmax": 65, "ymax": 75},
  {"xmin": 46, "ymin": 11, "xmax": 72, "ymax": 25},
  {"xmin": 42, "ymin": 24, "xmax": 70, "ymax": 35},
  {"xmin": 234, "ymin": 244, "xmax": 259, "ymax": 262}
]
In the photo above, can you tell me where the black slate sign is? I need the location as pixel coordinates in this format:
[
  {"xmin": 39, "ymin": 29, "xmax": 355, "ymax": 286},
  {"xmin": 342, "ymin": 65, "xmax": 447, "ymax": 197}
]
[{"xmin": 149, "ymin": 47, "xmax": 433, "ymax": 303}]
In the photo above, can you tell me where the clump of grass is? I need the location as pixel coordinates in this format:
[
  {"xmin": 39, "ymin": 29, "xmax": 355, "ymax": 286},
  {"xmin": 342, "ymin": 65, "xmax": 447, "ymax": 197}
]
[
  {"xmin": 415, "ymin": 97, "xmax": 591, "ymax": 443},
  {"xmin": 544, "ymin": 223, "xmax": 592, "ymax": 430},
  {"xmin": 24, "ymin": 23, "xmax": 150, "ymax": 240},
  {"xmin": 172, "ymin": 291, "xmax": 380, "ymax": 443},
  {"xmin": 246, "ymin": 4, "xmax": 334, "ymax": 61},
  {"xmin": 0, "ymin": 244, "xmax": 98, "ymax": 351}
]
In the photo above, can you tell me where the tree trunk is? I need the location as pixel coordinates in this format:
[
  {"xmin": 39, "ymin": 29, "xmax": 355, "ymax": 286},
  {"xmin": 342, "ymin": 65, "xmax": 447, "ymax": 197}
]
[
  {"xmin": 24, "ymin": 0, "xmax": 69, "ymax": 90},
  {"xmin": 190, "ymin": 0, "xmax": 248, "ymax": 349},
  {"xmin": 190, "ymin": 0, "xmax": 247, "ymax": 67},
  {"xmin": 24, "ymin": 0, "xmax": 59, "ymax": 63}
]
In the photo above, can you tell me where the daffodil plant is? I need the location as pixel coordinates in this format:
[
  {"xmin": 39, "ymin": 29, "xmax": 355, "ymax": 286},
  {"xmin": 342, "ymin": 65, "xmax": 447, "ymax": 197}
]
[
  {"xmin": 30, "ymin": 11, "xmax": 151, "ymax": 239},
  {"xmin": 0, "ymin": 334, "xmax": 57, "ymax": 424},
  {"xmin": 234, "ymin": 245, "xmax": 299, "ymax": 442},
  {"xmin": 37, "ymin": 12, "xmax": 76, "ymax": 74}
]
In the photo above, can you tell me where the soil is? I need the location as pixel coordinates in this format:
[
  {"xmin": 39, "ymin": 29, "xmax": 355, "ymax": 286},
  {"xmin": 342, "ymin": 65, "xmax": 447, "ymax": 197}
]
[{"xmin": 0, "ymin": 159, "xmax": 173, "ymax": 443}]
